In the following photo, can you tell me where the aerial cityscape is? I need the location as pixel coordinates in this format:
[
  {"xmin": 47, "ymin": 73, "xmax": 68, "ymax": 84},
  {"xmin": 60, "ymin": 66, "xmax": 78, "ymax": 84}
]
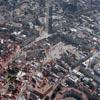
[{"xmin": 0, "ymin": 0, "xmax": 100, "ymax": 100}]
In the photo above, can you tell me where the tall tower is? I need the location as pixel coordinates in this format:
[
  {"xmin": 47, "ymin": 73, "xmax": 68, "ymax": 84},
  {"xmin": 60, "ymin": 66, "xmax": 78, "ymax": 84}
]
[
  {"xmin": 45, "ymin": 0, "xmax": 53, "ymax": 34},
  {"xmin": 70, "ymin": 0, "xmax": 78, "ymax": 6},
  {"xmin": 90, "ymin": 0, "xmax": 93, "ymax": 9},
  {"xmin": 70, "ymin": 0, "xmax": 78, "ymax": 12}
]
